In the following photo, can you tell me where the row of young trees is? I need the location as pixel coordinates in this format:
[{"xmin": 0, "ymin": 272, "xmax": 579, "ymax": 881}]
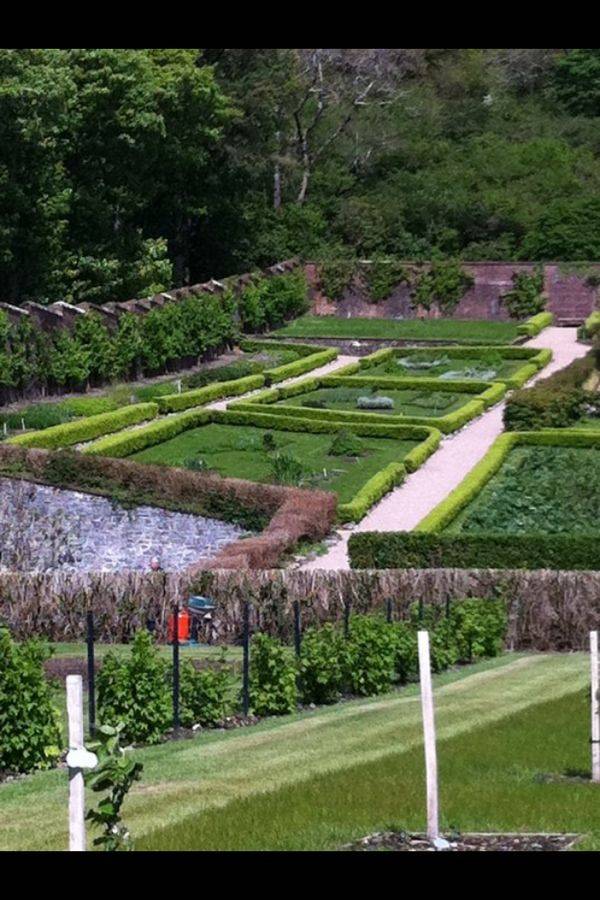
[{"xmin": 0, "ymin": 271, "xmax": 307, "ymax": 396}]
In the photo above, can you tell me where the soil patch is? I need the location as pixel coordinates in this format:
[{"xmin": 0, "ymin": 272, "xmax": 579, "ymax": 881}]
[{"xmin": 343, "ymin": 830, "xmax": 581, "ymax": 852}]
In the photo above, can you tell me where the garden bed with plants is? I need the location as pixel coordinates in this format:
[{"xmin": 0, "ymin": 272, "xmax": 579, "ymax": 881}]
[
  {"xmin": 89, "ymin": 408, "xmax": 440, "ymax": 523},
  {"xmin": 233, "ymin": 374, "xmax": 505, "ymax": 434},
  {"xmin": 349, "ymin": 429, "xmax": 600, "ymax": 570},
  {"xmin": 334, "ymin": 345, "xmax": 552, "ymax": 390},
  {"xmin": 0, "ymin": 340, "xmax": 336, "ymax": 436}
]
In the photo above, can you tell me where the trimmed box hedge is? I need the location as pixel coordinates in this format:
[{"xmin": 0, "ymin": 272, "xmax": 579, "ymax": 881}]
[
  {"xmin": 156, "ymin": 374, "xmax": 265, "ymax": 413},
  {"xmin": 349, "ymin": 428, "xmax": 600, "ymax": 569},
  {"xmin": 334, "ymin": 345, "xmax": 552, "ymax": 390},
  {"xmin": 234, "ymin": 373, "xmax": 504, "ymax": 434},
  {"xmin": 517, "ymin": 311, "xmax": 554, "ymax": 337},
  {"xmin": 504, "ymin": 350, "xmax": 596, "ymax": 430},
  {"xmin": 585, "ymin": 311, "xmax": 600, "ymax": 339},
  {"xmin": 7, "ymin": 402, "xmax": 158, "ymax": 450},
  {"xmin": 84, "ymin": 408, "xmax": 212, "ymax": 458},
  {"xmin": 348, "ymin": 531, "xmax": 600, "ymax": 570}
]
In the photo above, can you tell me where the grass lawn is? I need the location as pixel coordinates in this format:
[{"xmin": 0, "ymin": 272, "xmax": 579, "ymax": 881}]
[
  {"xmin": 128, "ymin": 422, "xmax": 418, "ymax": 503},
  {"xmin": 272, "ymin": 315, "xmax": 520, "ymax": 345},
  {"xmin": 273, "ymin": 385, "xmax": 472, "ymax": 418},
  {"xmin": 447, "ymin": 446, "xmax": 600, "ymax": 534},
  {"xmin": 0, "ymin": 653, "xmax": 591, "ymax": 851},
  {"xmin": 573, "ymin": 417, "xmax": 600, "ymax": 431}
]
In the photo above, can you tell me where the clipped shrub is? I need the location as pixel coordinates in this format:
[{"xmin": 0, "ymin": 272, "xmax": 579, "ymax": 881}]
[
  {"xmin": 85, "ymin": 408, "xmax": 211, "ymax": 457},
  {"xmin": 344, "ymin": 614, "xmax": 397, "ymax": 696},
  {"xmin": 8, "ymin": 403, "xmax": 158, "ymax": 450},
  {"xmin": 517, "ymin": 311, "xmax": 554, "ymax": 337},
  {"xmin": 504, "ymin": 351, "xmax": 595, "ymax": 430},
  {"xmin": 157, "ymin": 374, "xmax": 265, "ymax": 414},
  {"xmin": 298, "ymin": 624, "xmax": 347, "ymax": 705},
  {"xmin": 501, "ymin": 267, "xmax": 545, "ymax": 320},
  {"xmin": 97, "ymin": 630, "xmax": 171, "ymax": 745},
  {"xmin": 585, "ymin": 310, "xmax": 600, "ymax": 339},
  {"xmin": 178, "ymin": 655, "xmax": 235, "ymax": 727},
  {"xmin": 356, "ymin": 396, "xmax": 394, "ymax": 409},
  {"xmin": 248, "ymin": 633, "xmax": 297, "ymax": 716},
  {"xmin": 264, "ymin": 348, "xmax": 338, "ymax": 384},
  {"xmin": 0, "ymin": 627, "xmax": 61, "ymax": 774}
]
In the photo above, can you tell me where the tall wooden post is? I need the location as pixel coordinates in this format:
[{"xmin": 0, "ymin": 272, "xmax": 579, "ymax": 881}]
[
  {"xmin": 418, "ymin": 630, "xmax": 439, "ymax": 840},
  {"xmin": 591, "ymin": 631, "xmax": 600, "ymax": 783},
  {"xmin": 67, "ymin": 675, "xmax": 86, "ymax": 851}
]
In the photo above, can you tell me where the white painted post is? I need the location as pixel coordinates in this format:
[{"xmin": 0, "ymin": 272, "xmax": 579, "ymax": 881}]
[
  {"xmin": 2, "ymin": 422, "xmax": 7, "ymax": 437},
  {"xmin": 418, "ymin": 630, "xmax": 439, "ymax": 840},
  {"xmin": 591, "ymin": 631, "xmax": 600, "ymax": 783},
  {"xmin": 21, "ymin": 417, "xmax": 25, "ymax": 431},
  {"xmin": 176, "ymin": 379, "xmax": 182, "ymax": 394},
  {"xmin": 67, "ymin": 675, "xmax": 86, "ymax": 851}
]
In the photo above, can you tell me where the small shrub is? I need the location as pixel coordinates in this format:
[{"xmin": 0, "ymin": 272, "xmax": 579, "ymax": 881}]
[
  {"xmin": 344, "ymin": 615, "xmax": 397, "ymax": 696},
  {"xmin": 97, "ymin": 630, "xmax": 171, "ymax": 745},
  {"xmin": 0, "ymin": 627, "xmax": 61, "ymax": 774},
  {"xmin": 356, "ymin": 396, "xmax": 394, "ymax": 410},
  {"xmin": 269, "ymin": 451, "xmax": 308, "ymax": 486},
  {"xmin": 262, "ymin": 431, "xmax": 277, "ymax": 452},
  {"xmin": 392, "ymin": 622, "xmax": 419, "ymax": 683},
  {"xmin": 328, "ymin": 429, "xmax": 366, "ymax": 457},
  {"xmin": 248, "ymin": 633, "xmax": 297, "ymax": 716},
  {"xmin": 86, "ymin": 723, "xmax": 143, "ymax": 851},
  {"xmin": 178, "ymin": 654, "xmax": 235, "ymax": 727},
  {"xmin": 501, "ymin": 267, "xmax": 545, "ymax": 320},
  {"xmin": 412, "ymin": 261, "xmax": 473, "ymax": 315},
  {"xmin": 298, "ymin": 624, "xmax": 347, "ymax": 705},
  {"xmin": 449, "ymin": 598, "xmax": 507, "ymax": 662}
]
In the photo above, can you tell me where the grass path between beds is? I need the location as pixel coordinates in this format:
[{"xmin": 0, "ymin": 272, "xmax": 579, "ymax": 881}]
[{"xmin": 0, "ymin": 652, "xmax": 588, "ymax": 851}]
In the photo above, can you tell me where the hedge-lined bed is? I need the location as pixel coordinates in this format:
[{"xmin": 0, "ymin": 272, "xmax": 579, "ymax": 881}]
[
  {"xmin": 84, "ymin": 406, "xmax": 440, "ymax": 523},
  {"xmin": 349, "ymin": 428, "xmax": 600, "ymax": 569},
  {"xmin": 232, "ymin": 373, "xmax": 506, "ymax": 434},
  {"xmin": 6, "ymin": 402, "xmax": 159, "ymax": 450},
  {"xmin": 333, "ymin": 345, "xmax": 551, "ymax": 390}
]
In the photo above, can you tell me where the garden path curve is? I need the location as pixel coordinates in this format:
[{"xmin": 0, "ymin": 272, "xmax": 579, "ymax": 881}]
[{"xmin": 300, "ymin": 327, "xmax": 588, "ymax": 571}]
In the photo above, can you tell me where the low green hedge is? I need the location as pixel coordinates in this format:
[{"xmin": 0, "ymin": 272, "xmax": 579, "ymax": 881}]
[
  {"xmin": 585, "ymin": 311, "xmax": 600, "ymax": 338},
  {"xmin": 415, "ymin": 433, "xmax": 517, "ymax": 532},
  {"xmin": 157, "ymin": 374, "xmax": 265, "ymax": 413},
  {"xmin": 264, "ymin": 348, "xmax": 338, "ymax": 384},
  {"xmin": 7, "ymin": 402, "xmax": 158, "ymax": 450},
  {"xmin": 517, "ymin": 311, "xmax": 554, "ymax": 337},
  {"xmin": 504, "ymin": 363, "xmax": 539, "ymax": 390},
  {"xmin": 322, "ymin": 374, "xmax": 490, "ymax": 394},
  {"xmin": 348, "ymin": 530, "xmax": 600, "ymax": 570},
  {"xmin": 85, "ymin": 408, "xmax": 211, "ymax": 458},
  {"xmin": 338, "ymin": 462, "xmax": 406, "ymax": 523}
]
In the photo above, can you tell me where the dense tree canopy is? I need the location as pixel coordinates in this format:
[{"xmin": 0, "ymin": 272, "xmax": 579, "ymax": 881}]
[{"xmin": 2, "ymin": 48, "xmax": 600, "ymax": 305}]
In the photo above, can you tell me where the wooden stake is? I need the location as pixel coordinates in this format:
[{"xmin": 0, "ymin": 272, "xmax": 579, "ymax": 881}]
[
  {"xmin": 418, "ymin": 630, "xmax": 439, "ymax": 840},
  {"xmin": 66, "ymin": 675, "xmax": 86, "ymax": 851},
  {"xmin": 591, "ymin": 631, "xmax": 600, "ymax": 783}
]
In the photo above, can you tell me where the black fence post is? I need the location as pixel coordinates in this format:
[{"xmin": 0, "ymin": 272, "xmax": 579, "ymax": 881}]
[
  {"xmin": 172, "ymin": 603, "xmax": 180, "ymax": 733},
  {"xmin": 293, "ymin": 600, "xmax": 302, "ymax": 657},
  {"xmin": 344, "ymin": 600, "xmax": 351, "ymax": 639},
  {"xmin": 386, "ymin": 598, "xmax": 393, "ymax": 624},
  {"xmin": 418, "ymin": 597, "xmax": 424, "ymax": 623},
  {"xmin": 86, "ymin": 610, "xmax": 96, "ymax": 737},
  {"xmin": 242, "ymin": 600, "xmax": 250, "ymax": 717}
]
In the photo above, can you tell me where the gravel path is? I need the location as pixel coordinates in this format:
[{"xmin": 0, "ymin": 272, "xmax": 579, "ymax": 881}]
[
  {"xmin": 300, "ymin": 328, "xmax": 588, "ymax": 571},
  {"xmin": 206, "ymin": 354, "xmax": 356, "ymax": 410}
]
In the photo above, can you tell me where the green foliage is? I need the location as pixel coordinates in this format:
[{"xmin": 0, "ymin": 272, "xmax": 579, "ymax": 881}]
[
  {"xmin": 157, "ymin": 375, "xmax": 265, "ymax": 414},
  {"xmin": 249, "ymin": 633, "xmax": 297, "ymax": 716},
  {"xmin": 0, "ymin": 627, "xmax": 61, "ymax": 774},
  {"xmin": 392, "ymin": 622, "xmax": 419, "ymax": 683},
  {"xmin": 449, "ymin": 599, "xmax": 507, "ymax": 662},
  {"xmin": 9, "ymin": 403, "xmax": 158, "ymax": 450},
  {"xmin": 504, "ymin": 351, "xmax": 594, "ymax": 430},
  {"xmin": 262, "ymin": 431, "xmax": 276, "ymax": 452},
  {"xmin": 362, "ymin": 258, "xmax": 408, "ymax": 302},
  {"xmin": 86, "ymin": 723, "xmax": 143, "ymax": 851},
  {"xmin": 298, "ymin": 624, "xmax": 347, "ymax": 705},
  {"xmin": 178, "ymin": 655, "xmax": 235, "ymax": 727},
  {"xmin": 238, "ymin": 271, "xmax": 308, "ymax": 333},
  {"xmin": 344, "ymin": 615, "xmax": 398, "ymax": 696},
  {"xmin": 85, "ymin": 408, "xmax": 211, "ymax": 458},
  {"xmin": 269, "ymin": 451, "xmax": 308, "ymax": 486},
  {"xmin": 97, "ymin": 630, "xmax": 171, "ymax": 745},
  {"xmin": 328, "ymin": 429, "xmax": 366, "ymax": 456},
  {"xmin": 318, "ymin": 258, "xmax": 357, "ymax": 301},
  {"xmin": 356, "ymin": 395, "xmax": 394, "ymax": 409},
  {"xmin": 501, "ymin": 267, "xmax": 545, "ymax": 319},
  {"xmin": 412, "ymin": 261, "xmax": 473, "ymax": 315},
  {"xmin": 552, "ymin": 49, "xmax": 600, "ymax": 117},
  {"xmin": 585, "ymin": 311, "xmax": 600, "ymax": 339}
]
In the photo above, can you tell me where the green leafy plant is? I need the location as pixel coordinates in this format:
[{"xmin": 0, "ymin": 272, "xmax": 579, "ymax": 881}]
[
  {"xmin": 96, "ymin": 630, "xmax": 171, "ymax": 745},
  {"xmin": 262, "ymin": 431, "xmax": 276, "ymax": 452},
  {"xmin": 328, "ymin": 429, "xmax": 366, "ymax": 457},
  {"xmin": 248, "ymin": 633, "xmax": 297, "ymax": 716},
  {"xmin": 0, "ymin": 627, "xmax": 61, "ymax": 774},
  {"xmin": 298, "ymin": 624, "xmax": 347, "ymax": 705},
  {"xmin": 178, "ymin": 654, "xmax": 235, "ymax": 727},
  {"xmin": 86, "ymin": 723, "xmax": 143, "ymax": 851},
  {"xmin": 269, "ymin": 451, "xmax": 308, "ymax": 486},
  {"xmin": 412, "ymin": 261, "xmax": 473, "ymax": 315},
  {"xmin": 501, "ymin": 267, "xmax": 545, "ymax": 320},
  {"xmin": 362, "ymin": 257, "xmax": 409, "ymax": 302},
  {"xmin": 449, "ymin": 598, "xmax": 507, "ymax": 662},
  {"xmin": 344, "ymin": 614, "xmax": 397, "ymax": 696}
]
